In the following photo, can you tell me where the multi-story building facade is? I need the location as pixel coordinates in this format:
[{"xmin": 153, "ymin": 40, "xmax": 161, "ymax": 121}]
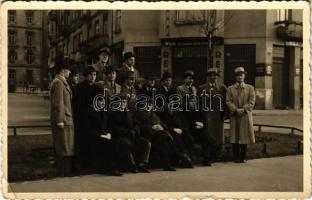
[
  {"xmin": 47, "ymin": 10, "xmax": 303, "ymax": 109},
  {"xmin": 8, "ymin": 10, "xmax": 48, "ymax": 92}
]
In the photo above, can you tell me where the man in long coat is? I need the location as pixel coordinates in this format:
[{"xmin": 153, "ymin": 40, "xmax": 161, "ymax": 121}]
[
  {"xmin": 226, "ymin": 66, "xmax": 256, "ymax": 163},
  {"xmin": 198, "ymin": 68, "xmax": 228, "ymax": 162},
  {"xmin": 50, "ymin": 54, "xmax": 75, "ymax": 177}
]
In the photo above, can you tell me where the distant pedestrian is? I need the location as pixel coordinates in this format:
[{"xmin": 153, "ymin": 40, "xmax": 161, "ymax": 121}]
[
  {"xmin": 226, "ymin": 66, "xmax": 256, "ymax": 163},
  {"xmin": 49, "ymin": 53, "xmax": 74, "ymax": 177}
]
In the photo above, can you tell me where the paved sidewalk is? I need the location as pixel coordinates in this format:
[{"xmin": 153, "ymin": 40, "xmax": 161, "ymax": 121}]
[{"xmin": 9, "ymin": 155, "xmax": 303, "ymax": 193}]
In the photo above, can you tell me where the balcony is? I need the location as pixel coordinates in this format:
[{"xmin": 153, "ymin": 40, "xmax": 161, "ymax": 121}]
[
  {"xmin": 275, "ymin": 21, "xmax": 303, "ymax": 42},
  {"xmin": 78, "ymin": 35, "xmax": 109, "ymax": 55}
]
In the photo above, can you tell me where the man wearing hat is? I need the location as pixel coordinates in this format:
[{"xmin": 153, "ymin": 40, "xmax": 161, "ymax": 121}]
[
  {"xmin": 76, "ymin": 65, "xmax": 102, "ymax": 167},
  {"xmin": 176, "ymin": 70, "xmax": 197, "ymax": 111},
  {"xmin": 198, "ymin": 68, "xmax": 228, "ymax": 165},
  {"xmin": 94, "ymin": 47, "xmax": 111, "ymax": 81},
  {"xmin": 120, "ymin": 70, "xmax": 137, "ymax": 105},
  {"xmin": 50, "ymin": 52, "xmax": 75, "ymax": 176},
  {"xmin": 226, "ymin": 66, "xmax": 256, "ymax": 163},
  {"xmin": 137, "ymin": 75, "xmax": 157, "ymax": 99},
  {"xmin": 116, "ymin": 51, "xmax": 141, "ymax": 86},
  {"xmin": 97, "ymin": 65, "xmax": 121, "ymax": 97}
]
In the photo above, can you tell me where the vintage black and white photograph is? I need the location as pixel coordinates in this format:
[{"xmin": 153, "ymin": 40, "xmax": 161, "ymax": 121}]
[{"xmin": 2, "ymin": 1, "xmax": 310, "ymax": 198}]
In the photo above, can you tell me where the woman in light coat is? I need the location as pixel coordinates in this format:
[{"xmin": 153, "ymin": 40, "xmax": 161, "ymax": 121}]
[
  {"xmin": 50, "ymin": 54, "xmax": 74, "ymax": 176},
  {"xmin": 226, "ymin": 66, "xmax": 255, "ymax": 163}
]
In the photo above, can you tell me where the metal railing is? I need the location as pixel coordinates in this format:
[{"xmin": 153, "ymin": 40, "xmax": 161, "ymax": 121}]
[
  {"xmin": 224, "ymin": 121, "xmax": 303, "ymax": 135},
  {"xmin": 8, "ymin": 125, "xmax": 51, "ymax": 136}
]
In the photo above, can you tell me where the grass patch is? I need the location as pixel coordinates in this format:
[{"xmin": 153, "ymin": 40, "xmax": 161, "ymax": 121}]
[{"xmin": 8, "ymin": 132, "xmax": 303, "ymax": 182}]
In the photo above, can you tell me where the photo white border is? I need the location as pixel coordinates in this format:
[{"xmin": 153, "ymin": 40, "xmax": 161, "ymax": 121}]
[{"xmin": 1, "ymin": 1, "xmax": 310, "ymax": 198}]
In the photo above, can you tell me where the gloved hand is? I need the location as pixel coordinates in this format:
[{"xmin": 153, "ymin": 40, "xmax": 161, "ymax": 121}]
[
  {"xmin": 195, "ymin": 121, "xmax": 204, "ymax": 129},
  {"xmin": 173, "ymin": 128, "xmax": 183, "ymax": 134}
]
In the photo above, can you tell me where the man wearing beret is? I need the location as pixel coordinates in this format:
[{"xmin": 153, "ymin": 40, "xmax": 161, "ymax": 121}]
[
  {"xmin": 226, "ymin": 66, "xmax": 256, "ymax": 163},
  {"xmin": 50, "ymin": 52, "xmax": 75, "ymax": 176},
  {"xmin": 198, "ymin": 68, "xmax": 228, "ymax": 164},
  {"xmin": 116, "ymin": 51, "xmax": 141, "ymax": 86},
  {"xmin": 94, "ymin": 47, "xmax": 111, "ymax": 81}
]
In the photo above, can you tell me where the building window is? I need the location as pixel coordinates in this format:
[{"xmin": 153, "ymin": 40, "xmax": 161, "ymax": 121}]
[
  {"xmin": 9, "ymin": 69, "xmax": 16, "ymax": 81},
  {"xmin": 9, "ymin": 48, "xmax": 17, "ymax": 63},
  {"xmin": 8, "ymin": 10, "xmax": 16, "ymax": 23},
  {"xmin": 277, "ymin": 10, "xmax": 289, "ymax": 22},
  {"xmin": 26, "ymin": 11, "xmax": 34, "ymax": 24},
  {"xmin": 9, "ymin": 31, "xmax": 16, "ymax": 45},
  {"xmin": 175, "ymin": 10, "xmax": 206, "ymax": 25},
  {"xmin": 26, "ymin": 32, "xmax": 33, "ymax": 46},
  {"xmin": 115, "ymin": 10, "xmax": 122, "ymax": 33},
  {"xmin": 26, "ymin": 49, "xmax": 33, "ymax": 64},
  {"xmin": 95, "ymin": 20, "xmax": 100, "ymax": 36}
]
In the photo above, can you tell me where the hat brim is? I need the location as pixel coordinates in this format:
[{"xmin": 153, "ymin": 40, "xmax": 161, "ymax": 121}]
[
  {"xmin": 235, "ymin": 71, "xmax": 247, "ymax": 75},
  {"xmin": 206, "ymin": 72, "xmax": 220, "ymax": 76}
]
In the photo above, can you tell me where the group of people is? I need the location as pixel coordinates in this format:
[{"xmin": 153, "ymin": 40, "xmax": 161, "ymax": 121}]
[{"xmin": 50, "ymin": 47, "xmax": 256, "ymax": 177}]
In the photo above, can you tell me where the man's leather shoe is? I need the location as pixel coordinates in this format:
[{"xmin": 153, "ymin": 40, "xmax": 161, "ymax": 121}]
[
  {"xmin": 108, "ymin": 169, "xmax": 123, "ymax": 176},
  {"xmin": 138, "ymin": 165, "xmax": 150, "ymax": 173},
  {"xmin": 163, "ymin": 165, "xmax": 176, "ymax": 171}
]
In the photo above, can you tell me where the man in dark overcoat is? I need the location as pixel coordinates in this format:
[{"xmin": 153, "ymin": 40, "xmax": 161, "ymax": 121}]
[
  {"xmin": 116, "ymin": 51, "xmax": 141, "ymax": 86},
  {"xmin": 81, "ymin": 97, "xmax": 122, "ymax": 176},
  {"xmin": 198, "ymin": 68, "xmax": 228, "ymax": 163},
  {"xmin": 75, "ymin": 66, "xmax": 102, "ymax": 167},
  {"xmin": 50, "ymin": 53, "xmax": 75, "ymax": 177}
]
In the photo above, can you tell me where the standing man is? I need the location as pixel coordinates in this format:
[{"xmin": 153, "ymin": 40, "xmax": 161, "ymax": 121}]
[
  {"xmin": 94, "ymin": 47, "xmax": 111, "ymax": 81},
  {"xmin": 50, "ymin": 54, "xmax": 75, "ymax": 177},
  {"xmin": 117, "ymin": 52, "xmax": 141, "ymax": 86},
  {"xmin": 98, "ymin": 65, "xmax": 121, "ymax": 97},
  {"xmin": 176, "ymin": 70, "xmax": 197, "ymax": 110},
  {"xmin": 121, "ymin": 71, "xmax": 137, "ymax": 106},
  {"xmin": 226, "ymin": 66, "xmax": 256, "ymax": 163},
  {"xmin": 198, "ymin": 68, "xmax": 228, "ymax": 163},
  {"xmin": 76, "ymin": 65, "xmax": 102, "ymax": 168}
]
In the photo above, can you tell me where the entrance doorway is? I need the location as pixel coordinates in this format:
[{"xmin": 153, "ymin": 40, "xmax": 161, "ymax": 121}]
[
  {"xmin": 272, "ymin": 46, "xmax": 290, "ymax": 108},
  {"xmin": 172, "ymin": 46, "xmax": 208, "ymax": 86},
  {"xmin": 224, "ymin": 44, "xmax": 256, "ymax": 86},
  {"xmin": 134, "ymin": 46, "xmax": 161, "ymax": 78}
]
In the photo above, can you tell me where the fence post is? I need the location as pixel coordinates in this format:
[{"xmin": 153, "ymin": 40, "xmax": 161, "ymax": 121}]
[
  {"xmin": 258, "ymin": 125, "xmax": 262, "ymax": 133},
  {"xmin": 291, "ymin": 128, "xmax": 295, "ymax": 135},
  {"xmin": 13, "ymin": 127, "xmax": 17, "ymax": 136}
]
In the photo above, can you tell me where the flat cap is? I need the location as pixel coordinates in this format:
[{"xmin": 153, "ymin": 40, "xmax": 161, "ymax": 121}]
[{"xmin": 234, "ymin": 66, "xmax": 247, "ymax": 74}]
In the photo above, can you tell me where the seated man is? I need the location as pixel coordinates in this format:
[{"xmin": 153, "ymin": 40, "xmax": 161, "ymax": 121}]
[
  {"xmin": 109, "ymin": 97, "xmax": 151, "ymax": 173},
  {"xmin": 157, "ymin": 102, "xmax": 194, "ymax": 167},
  {"xmin": 81, "ymin": 97, "xmax": 122, "ymax": 176},
  {"xmin": 134, "ymin": 103, "xmax": 176, "ymax": 171}
]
